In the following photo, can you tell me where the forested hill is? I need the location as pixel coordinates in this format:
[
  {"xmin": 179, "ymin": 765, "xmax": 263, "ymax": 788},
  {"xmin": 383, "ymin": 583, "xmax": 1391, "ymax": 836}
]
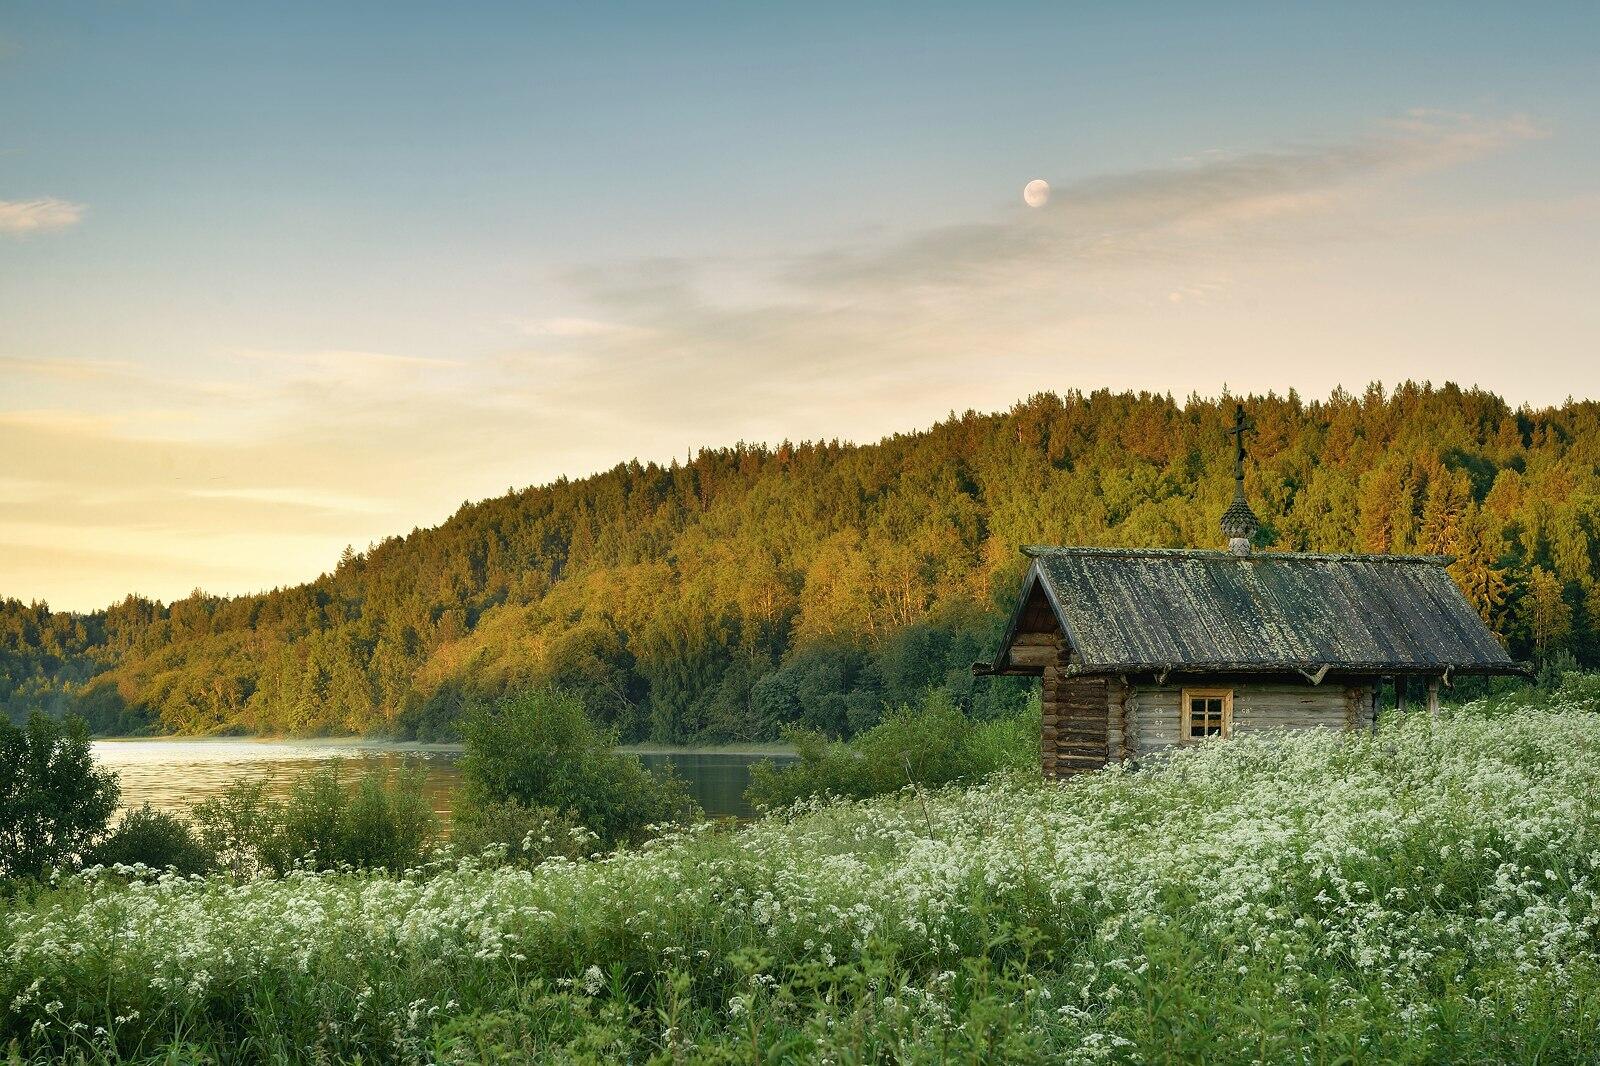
[{"xmin": 4, "ymin": 385, "xmax": 1598, "ymax": 740}]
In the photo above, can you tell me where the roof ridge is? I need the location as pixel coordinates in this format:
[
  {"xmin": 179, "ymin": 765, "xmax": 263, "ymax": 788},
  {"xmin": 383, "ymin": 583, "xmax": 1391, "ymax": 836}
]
[{"xmin": 1020, "ymin": 545, "xmax": 1454, "ymax": 565}]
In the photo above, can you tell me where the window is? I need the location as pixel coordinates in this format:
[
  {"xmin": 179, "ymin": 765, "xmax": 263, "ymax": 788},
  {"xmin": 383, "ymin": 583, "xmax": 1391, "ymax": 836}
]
[{"xmin": 1183, "ymin": 688, "xmax": 1233, "ymax": 741}]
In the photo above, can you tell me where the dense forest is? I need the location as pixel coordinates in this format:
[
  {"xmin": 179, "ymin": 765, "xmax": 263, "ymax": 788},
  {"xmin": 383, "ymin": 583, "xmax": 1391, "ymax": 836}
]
[{"xmin": 3, "ymin": 384, "xmax": 1597, "ymax": 741}]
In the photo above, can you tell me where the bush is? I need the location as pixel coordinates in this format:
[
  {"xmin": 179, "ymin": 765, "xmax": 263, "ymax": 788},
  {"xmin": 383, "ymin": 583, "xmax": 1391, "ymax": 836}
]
[
  {"xmin": 341, "ymin": 766, "xmax": 439, "ymax": 871},
  {"xmin": 275, "ymin": 764, "xmax": 438, "ymax": 873},
  {"xmin": 1553, "ymin": 669, "xmax": 1600, "ymax": 710},
  {"xmin": 745, "ymin": 691, "xmax": 1039, "ymax": 809},
  {"xmin": 192, "ymin": 778, "xmax": 278, "ymax": 877},
  {"xmin": 458, "ymin": 687, "xmax": 700, "ymax": 847},
  {"xmin": 89, "ymin": 804, "xmax": 215, "ymax": 876},
  {"xmin": 192, "ymin": 763, "xmax": 439, "ymax": 876},
  {"xmin": 0, "ymin": 712, "xmax": 120, "ymax": 880},
  {"xmin": 1534, "ymin": 648, "xmax": 1579, "ymax": 691},
  {"xmin": 451, "ymin": 799, "xmax": 595, "ymax": 867}
]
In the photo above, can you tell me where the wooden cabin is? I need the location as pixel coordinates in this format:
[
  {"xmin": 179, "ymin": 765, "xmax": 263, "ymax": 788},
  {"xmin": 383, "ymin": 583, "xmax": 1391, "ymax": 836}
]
[{"xmin": 974, "ymin": 407, "xmax": 1524, "ymax": 778}]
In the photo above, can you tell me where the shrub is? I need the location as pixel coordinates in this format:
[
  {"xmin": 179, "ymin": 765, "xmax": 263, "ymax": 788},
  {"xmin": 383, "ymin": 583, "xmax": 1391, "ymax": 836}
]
[
  {"xmin": 451, "ymin": 799, "xmax": 595, "ymax": 867},
  {"xmin": 1553, "ymin": 669, "xmax": 1600, "ymax": 710},
  {"xmin": 192, "ymin": 763, "xmax": 439, "ymax": 876},
  {"xmin": 963, "ymin": 695, "xmax": 1043, "ymax": 770},
  {"xmin": 458, "ymin": 687, "xmax": 700, "ymax": 846},
  {"xmin": 745, "ymin": 691, "xmax": 1039, "ymax": 809},
  {"xmin": 88, "ymin": 804, "xmax": 215, "ymax": 876},
  {"xmin": 272, "ymin": 764, "xmax": 437, "ymax": 873},
  {"xmin": 192, "ymin": 778, "xmax": 279, "ymax": 877},
  {"xmin": 338, "ymin": 765, "xmax": 439, "ymax": 871},
  {"xmin": 0, "ymin": 712, "xmax": 120, "ymax": 880}
]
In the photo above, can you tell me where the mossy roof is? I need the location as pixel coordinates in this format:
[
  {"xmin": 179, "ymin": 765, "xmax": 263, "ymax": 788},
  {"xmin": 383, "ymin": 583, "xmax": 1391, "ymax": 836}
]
[{"xmin": 985, "ymin": 547, "xmax": 1520, "ymax": 676}]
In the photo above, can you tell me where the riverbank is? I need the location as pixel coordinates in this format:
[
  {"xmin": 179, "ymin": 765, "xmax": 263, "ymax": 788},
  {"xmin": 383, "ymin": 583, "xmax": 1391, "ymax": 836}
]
[{"xmin": 92, "ymin": 734, "xmax": 795, "ymax": 757}]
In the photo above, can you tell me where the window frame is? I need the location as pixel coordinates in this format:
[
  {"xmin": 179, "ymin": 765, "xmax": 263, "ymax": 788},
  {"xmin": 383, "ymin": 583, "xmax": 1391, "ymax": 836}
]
[{"xmin": 1181, "ymin": 687, "xmax": 1234, "ymax": 742}]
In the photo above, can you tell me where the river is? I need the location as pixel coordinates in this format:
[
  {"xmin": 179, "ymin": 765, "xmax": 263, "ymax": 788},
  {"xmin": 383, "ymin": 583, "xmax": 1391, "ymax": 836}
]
[{"xmin": 91, "ymin": 739, "xmax": 794, "ymax": 821}]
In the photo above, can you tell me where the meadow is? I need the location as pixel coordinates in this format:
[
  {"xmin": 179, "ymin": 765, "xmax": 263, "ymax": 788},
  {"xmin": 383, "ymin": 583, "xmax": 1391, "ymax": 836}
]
[{"xmin": 4, "ymin": 702, "xmax": 1600, "ymax": 1063}]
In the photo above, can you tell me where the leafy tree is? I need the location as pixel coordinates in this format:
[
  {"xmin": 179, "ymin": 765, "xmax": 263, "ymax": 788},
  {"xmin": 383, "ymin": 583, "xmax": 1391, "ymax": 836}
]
[
  {"xmin": 1522, "ymin": 567, "xmax": 1573, "ymax": 661},
  {"xmin": 0, "ymin": 712, "xmax": 119, "ymax": 880},
  {"xmin": 1451, "ymin": 510, "xmax": 1512, "ymax": 625}
]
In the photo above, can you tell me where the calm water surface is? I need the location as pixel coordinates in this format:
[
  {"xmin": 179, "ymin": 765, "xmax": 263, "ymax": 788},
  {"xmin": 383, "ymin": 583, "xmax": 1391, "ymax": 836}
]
[{"xmin": 92, "ymin": 740, "xmax": 792, "ymax": 820}]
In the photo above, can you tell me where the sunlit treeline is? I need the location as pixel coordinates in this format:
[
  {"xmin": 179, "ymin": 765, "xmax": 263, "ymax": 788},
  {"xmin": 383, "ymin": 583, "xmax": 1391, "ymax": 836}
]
[{"xmin": 2, "ymin": 383, "xmax": 1597, "ymax": 739}]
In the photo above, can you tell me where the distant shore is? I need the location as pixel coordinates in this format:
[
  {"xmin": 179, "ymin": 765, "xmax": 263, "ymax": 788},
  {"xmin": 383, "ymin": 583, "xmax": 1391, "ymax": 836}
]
[{"xmin": 91, "ymin": 734, "xmax": 796, "ymax": 757}]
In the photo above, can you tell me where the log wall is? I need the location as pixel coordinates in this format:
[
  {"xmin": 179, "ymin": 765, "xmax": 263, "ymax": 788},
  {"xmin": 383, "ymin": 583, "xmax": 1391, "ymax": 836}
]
[
  {"xmin": 1039, "ymin": 639, "xmax": 1114, "ymax": 779},
  {"xmin": 1041, "ymin": 669, "xmax": 1109, "ymax": 778},
  {"xmin": 1121, "ymin": 679, "xmax": 1376, "ymax": 758},
  {"xmin": 1033, "ymin": 636, "xmax": 1378, "ymax": 775}
]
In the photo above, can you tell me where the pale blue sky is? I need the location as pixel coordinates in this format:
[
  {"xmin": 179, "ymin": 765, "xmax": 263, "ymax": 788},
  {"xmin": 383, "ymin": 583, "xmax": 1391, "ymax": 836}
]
[{"xmin": 2, "ymin": 3, "xmax": 1598, "ymax": 608}]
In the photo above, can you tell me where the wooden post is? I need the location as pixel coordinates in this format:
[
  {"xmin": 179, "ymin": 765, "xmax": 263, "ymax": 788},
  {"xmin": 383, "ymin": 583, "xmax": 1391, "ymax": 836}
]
[
  {"xmin": 1040, "ymin": 665, "xmax": 1061, "ymax": 780},
  {"xmin": 1427, "ymin": 677, "xmax": 1440, "ymax": 718},
  {"xmin": 1395, "ymin": 675, "xmax": 1407, "ymax": 717}
]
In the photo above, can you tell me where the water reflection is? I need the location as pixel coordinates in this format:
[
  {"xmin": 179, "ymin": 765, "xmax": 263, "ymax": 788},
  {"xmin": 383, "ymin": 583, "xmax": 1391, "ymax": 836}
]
[{"xmin": 91, "ymin": 740, "xmax": 790, "ymax": 820}]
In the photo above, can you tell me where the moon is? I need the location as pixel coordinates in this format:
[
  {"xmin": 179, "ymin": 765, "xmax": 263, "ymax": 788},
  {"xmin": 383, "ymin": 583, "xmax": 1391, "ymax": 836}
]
[{"xmin": 1023, "ymin": 178, "xmax": 1050, "ymax": 208}]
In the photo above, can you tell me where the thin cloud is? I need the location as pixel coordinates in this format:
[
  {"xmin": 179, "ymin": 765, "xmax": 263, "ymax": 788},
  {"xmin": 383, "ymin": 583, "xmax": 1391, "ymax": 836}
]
[
  {"xmin": 0, "ymin": 409, "xmax": 125, "ymax": 434},
  {"xmin": 228, "ymin": 348, "xmax": 470, "ymax": 408},
  {"xmin": 0, "ymin": 356, "xmax": 134, "ymax": 381},
  {"xmin": 513, "ymin": 316, "xmax": 650, "ymax": 339},
  {"xmin": 480, "ymin": 110, "xmax": 1555, "ymax": 443},
  {"xmin": 231, "ymin": 348, "xmax": 461, "ymax": 373},
  {"xmin": 183, "ymin": 486, "xmax": 394, "ymax": 515},
  {"xmin": 538, "ymin": 113, "xmax": 1544, "ymax": 365},
  {"xmin": 784, "ymin": 111, "xmax": 1546, "ymax": 294},
  {"xmin": 0, "ymin": 197, "xmax": 86, "ymax": 234}
]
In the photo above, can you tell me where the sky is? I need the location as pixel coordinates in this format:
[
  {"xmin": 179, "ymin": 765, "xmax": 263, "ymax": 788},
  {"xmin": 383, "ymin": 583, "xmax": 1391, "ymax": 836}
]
[{"xmin": 2, "ymin": 2, "xmax": 1599, "ymax": 612}]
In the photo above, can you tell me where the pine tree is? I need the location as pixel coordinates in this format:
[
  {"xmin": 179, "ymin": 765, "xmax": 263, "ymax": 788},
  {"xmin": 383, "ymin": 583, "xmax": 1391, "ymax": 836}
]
[
  {"xmin": 1450, "ymin": 510, "xmax": 1512, "ymax": 627},
  {"xmin": 1419, "ymin": 469, "xmax": 1471, "ymax": 556}
]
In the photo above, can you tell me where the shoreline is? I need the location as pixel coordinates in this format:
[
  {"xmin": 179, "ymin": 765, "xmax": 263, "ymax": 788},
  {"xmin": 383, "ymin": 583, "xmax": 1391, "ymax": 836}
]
[{"xmin": 91, "ymin": 735, "xmax": 797, "ymax": 757}]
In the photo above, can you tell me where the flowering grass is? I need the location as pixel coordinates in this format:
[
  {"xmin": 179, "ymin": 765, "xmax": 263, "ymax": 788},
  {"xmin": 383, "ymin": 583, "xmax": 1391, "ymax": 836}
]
[{"xmin": 5, "ymin": 704, "xmax": 1600, "ymax": 1063}]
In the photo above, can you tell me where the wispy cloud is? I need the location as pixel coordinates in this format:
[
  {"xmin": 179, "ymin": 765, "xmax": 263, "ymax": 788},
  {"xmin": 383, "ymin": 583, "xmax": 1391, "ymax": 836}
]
[
  {"xmin": 230, "ymin": 348, "xmax": 464, "ymax": 395},
  {"xmin": 508, "ymin": 111, "xmax": 1549, "ymax": 426},
  {"xmin": 0, "ymin": 356, "xmax": 134, "ymax": 380},
  {"xmin": 513, "ymin": 316, "xmax": 649, "ymax": 340},
  {"xmin": 781, "ymin": 111, "xmax": 1546, "ymax": 296},
  {"xmin": 183, "ymin": 486, "xmax": 394, "ymax": 515},
  {"xmin": 0, "ymin": 409, "xmax": 127, "ymax": 434},
  {"xmin": 232, "ymin": 348, "xmax": 460, "ymax": 372},
  {"xmin": 0, "ymin": 197, "xmax": 86, "ymax": 234}
]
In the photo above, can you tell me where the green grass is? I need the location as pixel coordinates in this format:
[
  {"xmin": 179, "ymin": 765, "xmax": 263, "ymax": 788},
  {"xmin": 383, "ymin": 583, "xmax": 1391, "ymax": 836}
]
[{"xmin": 5, "ymin": 702, "xmax": 1600, "ymax": 1063}]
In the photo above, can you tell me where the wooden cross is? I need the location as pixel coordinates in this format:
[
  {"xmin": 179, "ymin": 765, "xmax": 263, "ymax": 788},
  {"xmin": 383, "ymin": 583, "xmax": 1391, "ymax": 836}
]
[{"xmin": 1228, "ymin": 403, "xmax": 1253, "ymax": 480}]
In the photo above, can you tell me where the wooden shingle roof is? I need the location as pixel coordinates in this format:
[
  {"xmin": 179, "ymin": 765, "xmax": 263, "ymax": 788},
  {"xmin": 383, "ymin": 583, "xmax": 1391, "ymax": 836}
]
[{"xmin": 982, "ymin": 546, "xmax": 1522, "ymax": 677}]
